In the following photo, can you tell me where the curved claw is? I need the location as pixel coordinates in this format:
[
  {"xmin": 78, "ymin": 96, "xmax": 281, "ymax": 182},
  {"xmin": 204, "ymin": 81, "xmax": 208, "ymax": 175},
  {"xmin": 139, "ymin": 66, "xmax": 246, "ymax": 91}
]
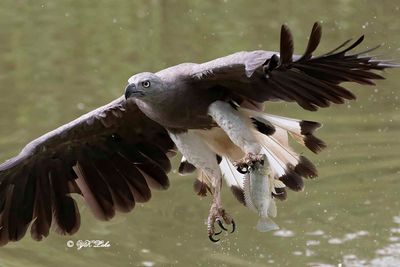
[
  {"xmin": 230, "ymin": 220, "xmax": 236, "ymax": 233},
  {"xmin": 214, "ymin": 230, "xmax": 222, "ymax": 236},
  {"xmin": 236, "ymin": 166, "xmax": 249, "ymax": 174},
  {"xmin": 217, "ymin": 219, "xmax": 228, "ymax": 231},
  {"xmin": 209, "ymin": 234, "xmax": 220, "ymax": 243}
]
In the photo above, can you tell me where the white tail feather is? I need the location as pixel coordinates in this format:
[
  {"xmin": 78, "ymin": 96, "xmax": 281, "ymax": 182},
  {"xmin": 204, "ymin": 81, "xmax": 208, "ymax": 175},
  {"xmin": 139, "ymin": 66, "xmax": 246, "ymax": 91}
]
[
  {"xmin": 262, "ymin": 114, "xmax": 307, "ymax": 145},
  {"xmin": 242, "ymin": 108, "xmax": 301, "ymax": 132},
  {"xmin": 241, "ymin": 108, "xmax": 317, "ymax": 148},
  {"xmin": 253, "ymin": 129, "xmax": 298, "ymax": 179},
  {"xmin": 255, "ymin": 131, "xmax": 299, "ymax": 167},
  {"xmin": 262, "ymin": 114, "xmax": 302, "ymax": 135},
  {"xmin": 261, "ymin": 147, "xmax": 286, "ymax": 178},
  {"xmin": 272, "ymin": 126, "xmax": 289, "ymax": 147},
  {"xmin": 219, "ymin": 156, "xmax": 245, "ymax": 189}
]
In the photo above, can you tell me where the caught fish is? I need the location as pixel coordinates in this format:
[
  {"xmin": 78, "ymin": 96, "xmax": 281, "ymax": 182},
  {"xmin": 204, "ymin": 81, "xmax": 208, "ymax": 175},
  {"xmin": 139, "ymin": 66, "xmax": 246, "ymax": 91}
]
[{"xmin": 243, "ymin": 155, "xmax": 285, "ymax": 232}]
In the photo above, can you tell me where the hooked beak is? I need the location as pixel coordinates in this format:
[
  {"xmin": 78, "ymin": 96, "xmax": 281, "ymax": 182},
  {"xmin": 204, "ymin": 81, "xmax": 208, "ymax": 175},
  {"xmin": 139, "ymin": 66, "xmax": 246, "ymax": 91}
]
[{"xmin": 124, "ymin": 83, "xmax": 144, "ymax": 99}]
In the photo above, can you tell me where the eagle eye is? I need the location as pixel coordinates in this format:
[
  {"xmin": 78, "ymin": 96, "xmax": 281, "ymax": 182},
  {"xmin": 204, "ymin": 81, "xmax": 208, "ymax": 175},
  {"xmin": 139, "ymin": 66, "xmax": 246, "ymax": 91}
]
[{"xmin": 142, "ymin": 80, "xmax": 151, "ymax": 88}]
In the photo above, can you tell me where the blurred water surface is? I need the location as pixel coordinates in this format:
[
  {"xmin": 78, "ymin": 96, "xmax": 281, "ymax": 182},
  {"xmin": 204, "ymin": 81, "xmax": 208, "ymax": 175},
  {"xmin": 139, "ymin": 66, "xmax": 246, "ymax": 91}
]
[{"xmin": 0, "ymin": 0, "xmax": 400, "ymax": 266}]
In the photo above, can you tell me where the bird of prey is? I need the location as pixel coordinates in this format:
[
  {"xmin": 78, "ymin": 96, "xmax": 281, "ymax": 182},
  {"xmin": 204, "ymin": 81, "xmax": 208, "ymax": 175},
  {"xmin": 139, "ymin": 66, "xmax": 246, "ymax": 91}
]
[{"xmin": 0, "ymin": 22, "xmax": 397, "ymax": 245}]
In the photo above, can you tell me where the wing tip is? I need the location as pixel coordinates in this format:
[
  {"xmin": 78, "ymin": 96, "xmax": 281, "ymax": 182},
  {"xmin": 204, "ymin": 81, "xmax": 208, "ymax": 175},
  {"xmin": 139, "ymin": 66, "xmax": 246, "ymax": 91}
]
[{"xmin": 280, "ymin": 23, "xmax": 294, "ymax": 65}]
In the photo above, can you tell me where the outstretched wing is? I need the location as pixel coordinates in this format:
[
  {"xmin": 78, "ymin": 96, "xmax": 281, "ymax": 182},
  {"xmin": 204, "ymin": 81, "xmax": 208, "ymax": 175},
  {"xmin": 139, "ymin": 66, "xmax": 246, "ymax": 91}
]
[
  {"xmin": 189, "ymin": 22, "xmax": 398, "ymax": 111},
  {"xmin": 0, "ymin": 96, "xmax": 175, "ymax": 245}
]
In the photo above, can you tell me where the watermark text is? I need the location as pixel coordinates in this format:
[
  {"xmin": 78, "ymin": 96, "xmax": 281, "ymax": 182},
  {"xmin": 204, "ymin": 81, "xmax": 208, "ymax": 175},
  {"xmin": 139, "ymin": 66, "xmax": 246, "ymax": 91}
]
[{"xmin": 66, "ymin": 240, "xmax": 111, "ymax": 250}]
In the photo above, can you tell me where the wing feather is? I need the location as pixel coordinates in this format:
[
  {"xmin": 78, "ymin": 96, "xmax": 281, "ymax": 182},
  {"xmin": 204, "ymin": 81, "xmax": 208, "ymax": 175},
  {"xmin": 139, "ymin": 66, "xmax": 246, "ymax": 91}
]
[
  {"xmin": 189, "ymin": 22, "xmax": 398, "ymax": 111},
  {"xmin": 0, "ymin": 97, "xmax": 176, "ymax": 245}
]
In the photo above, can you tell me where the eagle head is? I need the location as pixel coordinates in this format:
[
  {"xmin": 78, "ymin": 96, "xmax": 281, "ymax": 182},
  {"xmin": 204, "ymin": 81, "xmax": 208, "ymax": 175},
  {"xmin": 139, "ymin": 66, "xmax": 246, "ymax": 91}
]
[{"xmin": 124, "ymin": 72, "xmax": 164, "ymax": 100}]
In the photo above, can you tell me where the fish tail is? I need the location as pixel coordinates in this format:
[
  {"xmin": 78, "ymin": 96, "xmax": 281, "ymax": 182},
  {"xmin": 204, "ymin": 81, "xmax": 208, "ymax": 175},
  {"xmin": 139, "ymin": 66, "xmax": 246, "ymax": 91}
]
[{"xmin": 256, "ymin": 217, "xmax": 279, "ymax": 232}]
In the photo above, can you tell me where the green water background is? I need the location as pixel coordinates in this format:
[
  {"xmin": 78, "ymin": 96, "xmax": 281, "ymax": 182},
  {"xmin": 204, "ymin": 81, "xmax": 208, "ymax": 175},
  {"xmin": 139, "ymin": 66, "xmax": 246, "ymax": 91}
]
[{"xmin": 0, "ymin": 1, "xmax": 400, "ymax": 266}]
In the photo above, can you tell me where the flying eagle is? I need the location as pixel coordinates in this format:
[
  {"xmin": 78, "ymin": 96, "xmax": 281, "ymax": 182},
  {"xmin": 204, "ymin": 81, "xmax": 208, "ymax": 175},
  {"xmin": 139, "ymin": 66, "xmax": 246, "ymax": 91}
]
[{"xmin": 0, "ymin": 22, "xmax": 397, "ymax": 245}]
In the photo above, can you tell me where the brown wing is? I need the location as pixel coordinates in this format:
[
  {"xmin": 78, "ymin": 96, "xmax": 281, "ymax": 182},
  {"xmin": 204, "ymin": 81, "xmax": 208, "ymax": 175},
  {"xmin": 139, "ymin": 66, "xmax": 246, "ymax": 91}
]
[
  {"xmin": 0, "ymin": 96, "xmax": 176, "ymax": 245},
  {"xmin": 190, "ymin": 22, "xmax": 398, "ymax": 111}
]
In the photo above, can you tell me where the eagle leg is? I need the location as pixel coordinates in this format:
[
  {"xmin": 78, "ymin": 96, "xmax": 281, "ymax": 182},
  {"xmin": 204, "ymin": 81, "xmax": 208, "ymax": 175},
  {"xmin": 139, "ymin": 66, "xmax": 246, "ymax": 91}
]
[
  {"xmin": 207, "ymin": 203, "xmax": 235, "ymax": 242},
  {"xmin": 168, "ymin": 130, "xmax": 236, "ymax": 242},
  {"xmin": 208, "ymin": 101, "xmax": 264, "ymax": 174}
]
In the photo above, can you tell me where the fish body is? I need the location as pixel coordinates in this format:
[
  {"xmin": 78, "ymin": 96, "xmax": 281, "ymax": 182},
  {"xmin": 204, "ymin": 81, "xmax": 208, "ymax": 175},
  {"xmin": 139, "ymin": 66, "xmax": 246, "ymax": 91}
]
[{"xmin": 243, "ymin": 157, "xmax": 282, "ymax": 232}]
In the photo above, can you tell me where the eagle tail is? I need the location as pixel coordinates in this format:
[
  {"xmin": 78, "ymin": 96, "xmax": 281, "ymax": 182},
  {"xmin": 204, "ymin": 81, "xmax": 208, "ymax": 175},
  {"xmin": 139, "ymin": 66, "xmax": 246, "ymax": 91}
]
[
  {"xmin": 219, "ymin": 156, "xmax": 246, "ymax": 205},
  {"xmin": 181, "ymin": 109, "xmax": 325, "ymax": 202},
  {"xmin": 241, "ymin": 108, "xmax": 324, "ymax": 197},
  {"xmin": 258, "ymin": 113, "xmax": 327, "ymax": 154}
]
